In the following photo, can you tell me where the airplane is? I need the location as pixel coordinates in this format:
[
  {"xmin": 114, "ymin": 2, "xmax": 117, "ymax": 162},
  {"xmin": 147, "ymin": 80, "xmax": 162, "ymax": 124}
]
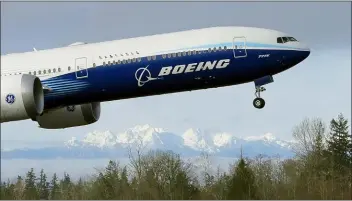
[{"xmin": 0, "ymin": 26, "xmax": 310, "ymax": 129}]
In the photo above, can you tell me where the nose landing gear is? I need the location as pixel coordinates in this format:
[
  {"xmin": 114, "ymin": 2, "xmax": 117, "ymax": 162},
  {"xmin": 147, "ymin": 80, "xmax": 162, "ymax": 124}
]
[
  {"xmin": 253, "ymin": 86, "xmax": 266, "ymax": 109},
  {"xmin": 252, "ymin": 75, "xmax": 274, "ymax": 109}
]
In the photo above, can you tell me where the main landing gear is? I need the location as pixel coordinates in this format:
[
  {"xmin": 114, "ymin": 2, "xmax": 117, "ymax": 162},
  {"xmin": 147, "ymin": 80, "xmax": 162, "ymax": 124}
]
[{"xmin": 253, "ymin": 86, "xmax": 266, "ymax": 109}]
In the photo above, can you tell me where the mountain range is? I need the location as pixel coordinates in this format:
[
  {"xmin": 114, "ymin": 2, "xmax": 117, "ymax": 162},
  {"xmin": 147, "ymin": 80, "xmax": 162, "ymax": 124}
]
[{"xmin": 1, "ymin": 124, "xmax": 296, "ymax": 159}]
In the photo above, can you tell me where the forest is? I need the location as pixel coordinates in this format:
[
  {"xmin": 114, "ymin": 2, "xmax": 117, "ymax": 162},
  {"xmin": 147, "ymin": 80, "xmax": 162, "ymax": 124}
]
[{"xmin": 1, "ymin": 113, "xmax": 351, "ymax": 200}]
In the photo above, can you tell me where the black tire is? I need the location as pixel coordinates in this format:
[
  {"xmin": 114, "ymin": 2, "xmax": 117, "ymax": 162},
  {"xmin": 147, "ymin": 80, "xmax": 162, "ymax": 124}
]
[{"xmin": 253, "ymin": 97, "xmax": 265, "ymax": 109}]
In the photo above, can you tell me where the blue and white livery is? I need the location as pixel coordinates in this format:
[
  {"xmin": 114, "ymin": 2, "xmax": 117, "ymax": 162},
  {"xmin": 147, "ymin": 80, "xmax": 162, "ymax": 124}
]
[{"xmin": 0, "ymin": 26, "xmax": 310, "ymax": 129}]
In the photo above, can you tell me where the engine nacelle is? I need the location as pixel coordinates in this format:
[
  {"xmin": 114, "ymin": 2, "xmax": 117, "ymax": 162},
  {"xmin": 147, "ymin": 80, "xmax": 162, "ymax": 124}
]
[
  {"xmin": 1, "ymin": 74, "xmax": 44, "ymax": 123},
  {"xmin": 36, "ymin": 102, "xmax": 101, "ymax": 129}
]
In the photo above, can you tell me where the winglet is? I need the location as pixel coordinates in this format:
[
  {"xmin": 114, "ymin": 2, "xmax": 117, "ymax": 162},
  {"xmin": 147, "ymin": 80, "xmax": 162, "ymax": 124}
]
[{"xmin": 33, "ymin": 48, "xmax": 37, "ymax": 52}]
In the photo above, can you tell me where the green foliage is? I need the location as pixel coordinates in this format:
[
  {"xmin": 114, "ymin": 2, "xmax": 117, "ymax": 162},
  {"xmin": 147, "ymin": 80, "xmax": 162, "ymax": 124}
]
[
  {"xmin": 1, "ymin": 113, "xmax": 351, "ymax": 200},
  {"xmin": 227, "ymin": 158, "xmax": 257, "ymax": 199}
]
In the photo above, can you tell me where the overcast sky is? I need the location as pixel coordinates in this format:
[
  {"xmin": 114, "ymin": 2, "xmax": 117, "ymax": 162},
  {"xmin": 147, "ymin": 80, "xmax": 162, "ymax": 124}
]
[{"xmin": 1, "ymin": 2, "xmax": 351, "ymax": 149}]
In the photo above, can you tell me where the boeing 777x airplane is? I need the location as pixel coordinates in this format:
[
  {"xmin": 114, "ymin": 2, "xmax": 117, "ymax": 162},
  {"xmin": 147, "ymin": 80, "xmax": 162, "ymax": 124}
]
[{"xmin": 1, "ymin": 26, "xmax": 310, "ymax": 129}]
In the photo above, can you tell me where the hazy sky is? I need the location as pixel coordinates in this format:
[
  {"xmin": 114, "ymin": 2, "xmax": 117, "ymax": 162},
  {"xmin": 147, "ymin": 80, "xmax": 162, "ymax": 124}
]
[{"xmin": 1, "ymin": 2, "xmax": 351, "ymax": 149}]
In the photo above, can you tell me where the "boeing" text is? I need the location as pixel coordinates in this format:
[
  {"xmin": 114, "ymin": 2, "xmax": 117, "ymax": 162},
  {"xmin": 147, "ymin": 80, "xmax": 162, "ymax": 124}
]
[{"xmin": 158, "ymin": 59, "xmax": 231, "ymax": 76}]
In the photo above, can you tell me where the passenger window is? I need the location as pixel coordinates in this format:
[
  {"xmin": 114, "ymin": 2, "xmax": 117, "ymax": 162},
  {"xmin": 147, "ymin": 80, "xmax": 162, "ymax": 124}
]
[
  {"xmin": 224, "ymin": 46, "xmax": 227, "ymax": 50},
  {"xmin": 152, "ymin": 55, "xmax": 156, "ymax": 60},
  {"xmin": 122, "ymin": 60, "xmax": 126, "ymax": 64},
  {"xmin": 118, "ymin": 60, "xmax": 121, "ymax": 64},
  {"xmin": 138, "ymin": 58, "xmax": 142, "ymax": 62},
  {"xmin": 48, "ymin": 69, "xmax": 51, "ymax": 73},
  {"xmin": 177, "ymin": 52, "xmax": 182, "ymax": 57},
  {"xmin": 33, "ymin": 71, "xmax": 36, "ymax": 75},
  {"xmin": 147, "ymin": 56, "xmax": 151, "ymax": 61},
  {"xmin": 187, "ymin": 51, "xmax": 192, "ymax": 56},
  {"xmin": 68, "ymin": 66, "xmax": 71, "ymax": 71},
  {"xmin": 182, "ymin": 51, "xmax": 187, "ymax": 56},
  {"xmin": 208, "ymin": 48, "xmax": 212, "ymax": 53},
  {"xmin": 43, "ymin": 70, "xmax": 46, "ymax": 74},
  {"xmin": 53, "ymin": 68, "xmax": 56, "ymax": 73},
  {"xmin": 108, "ymin": 61, "xmax": 111, "ymax": 65},
  {"xmin": 38, "ymin": 70, "xmax": 41, "ymax": 75},
  {"xmin": 168, "ymin": 53, "xmax": 172, "ymax": 58},
  {"xmin": 127, "ymin": 59, "xmax": 131, "ymax": 63},
  {"xmin": 162, "ymin": 54, "xmax": 166, "ymax": 59},
  {"xmin": 103, "ymin": 62, "xmax": 106, "ymax": 66},
  {"xmin": 132, "ymin": 58, "xmax": 136, "ymax": 63},
  {"xmin": 218, "ymin": 47, "xmax": 222, "ymax": 51},
  {"xmin": 58, "ymin": 68, "xmax": 61, "ymax": 72},
  {"xmin": 172, "ymin": 53, "xmax": 176, "ymax": 57},
  {"xmin": 29, "ymin": 72, "xmax": 32, "ymax": 75},
  {"xmin": 93, "ymin": 63, "xmax": 96, "ymax": 67}
]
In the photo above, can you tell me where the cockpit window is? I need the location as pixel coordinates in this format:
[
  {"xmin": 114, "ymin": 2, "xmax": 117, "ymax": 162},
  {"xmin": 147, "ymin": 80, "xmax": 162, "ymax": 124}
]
[
  {"xmin": 282, "ymin": 37, "xmax": 289, "ymax": 43},
  {"xmin": 277, "ymin": 36, "xmax": 298, "ymax": 44},
  {"xmin": 277, "ymin": 37, "xmax": 283, "ymax": 43},
  {"xmin": 287, "ymin": 37, "xmax": 298, "ymax": 42}
]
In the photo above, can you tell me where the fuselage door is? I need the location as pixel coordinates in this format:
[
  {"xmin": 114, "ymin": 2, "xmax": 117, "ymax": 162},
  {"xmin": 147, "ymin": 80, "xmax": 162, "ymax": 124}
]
[
  {"xmin": 233, "ymin": 36, "xmax": 247, "ymax": 58},
  {"xmin": 75, "ymin": 57, "xmax": 88, "ymax": 79}
]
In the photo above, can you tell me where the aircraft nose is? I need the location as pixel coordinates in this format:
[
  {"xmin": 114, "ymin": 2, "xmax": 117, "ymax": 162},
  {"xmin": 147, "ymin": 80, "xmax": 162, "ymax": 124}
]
[
  {"xmin": 279, "ymin": 45, "xmax": 310, "ymax": 70},
  {"xmin": 301, "ymin": 46, "xmax": 310, "ymax": 61},
  {"xmin": 297, "ymin": 42, "xmax": 310, "ymax": 61}
]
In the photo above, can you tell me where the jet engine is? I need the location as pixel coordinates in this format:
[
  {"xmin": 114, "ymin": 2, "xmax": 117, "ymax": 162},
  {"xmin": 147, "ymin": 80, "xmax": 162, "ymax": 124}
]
[
  {"xmin": 1, "ymin": 74, "xmax": 44, "ymax": 123},
  {"xmin": 36, "ymin": 102, "xmax": 101, "ymax": 129}
]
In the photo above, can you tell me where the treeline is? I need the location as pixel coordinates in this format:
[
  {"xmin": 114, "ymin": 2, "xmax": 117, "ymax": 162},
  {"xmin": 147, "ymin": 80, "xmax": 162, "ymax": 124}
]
[{"xmin": 1, "ymin": 113, "xmax": 351, "ymax": 200}]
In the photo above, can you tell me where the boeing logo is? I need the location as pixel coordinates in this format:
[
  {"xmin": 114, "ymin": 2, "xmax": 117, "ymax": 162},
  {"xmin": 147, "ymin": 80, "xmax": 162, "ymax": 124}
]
[
  {"xmin": 135, "ymin": 65, "xmax": 163, "ymax": 87},
  {"xmin": 134, "ymin": 59, "xmax": 231, "ymax": 87},
  {"xmin": 5, "ymin": 94, "xmax": 15, "ymax": 104}
]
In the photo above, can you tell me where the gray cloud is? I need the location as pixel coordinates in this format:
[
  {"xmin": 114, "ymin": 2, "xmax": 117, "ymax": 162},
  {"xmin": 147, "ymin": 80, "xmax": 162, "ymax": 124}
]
[{"xmin": 1, "ymin": 2, "xmax": 350, "ymax": 53}]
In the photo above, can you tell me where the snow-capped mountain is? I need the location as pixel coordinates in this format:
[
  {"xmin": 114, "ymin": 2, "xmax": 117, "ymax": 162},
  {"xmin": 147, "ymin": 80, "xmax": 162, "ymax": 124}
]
[{"xmin": 1, "ymin": 124, "xmax": 296, "ymax": 159}]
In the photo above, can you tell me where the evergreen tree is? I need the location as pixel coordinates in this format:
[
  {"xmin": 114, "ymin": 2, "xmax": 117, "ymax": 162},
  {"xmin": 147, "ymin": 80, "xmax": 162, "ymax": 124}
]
[
  {"xmin": 50, "ymin": 173, "xmax": 60, "ymax": 199},
  {"xmin": 37, "ymin": 169, "xmax": 50, "ymax": 199},
  {"xmin": 24, "ymin": 168, "xmax": 38, "ymax": 199},
  {"xmin": 327, "ymin": 113, "xmax": 351, "ymax": 174},
  {"xmin": 60, "ymin": 172, "xmax": 73, "ymax": 199},
  {"xmin": 74, "ymin": 178, "xmax": 85, "ymax": 199},
  {"xmin": 227, "ymin": 158, "xmax": 257, "ymax": 199},
  {"xmin": 1, "ymin": 180, "xmax": 15, "ymax": 199},
  {"xmin": 120, "ymin": 166, "xmax": 132, "ymax": 199}
]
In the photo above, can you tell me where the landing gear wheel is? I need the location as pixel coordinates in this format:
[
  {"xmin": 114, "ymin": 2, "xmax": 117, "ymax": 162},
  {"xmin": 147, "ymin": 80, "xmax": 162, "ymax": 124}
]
[{"xmin": 253, "ymin": 97, "xmax": 265, "ymax": 109}]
